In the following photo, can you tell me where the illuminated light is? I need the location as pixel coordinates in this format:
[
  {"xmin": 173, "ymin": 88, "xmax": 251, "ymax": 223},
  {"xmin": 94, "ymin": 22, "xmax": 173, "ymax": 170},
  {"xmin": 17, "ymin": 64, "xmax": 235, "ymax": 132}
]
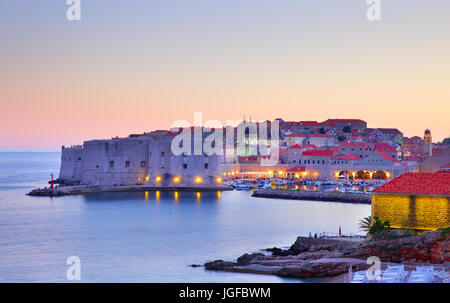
[
  {"xmin": 196, "ymin": 192, "xmax": 201, "ymax": 199},
  {"xmin": 231, "ymin": 171, "xmax": 235, "ymax": 176},
  {"xmin": 174, "ymin": 191, "xmax": 179, "ymax": 201},
  {"xmin": 335, "ymin": 172, "xmax": 340, "ymax": 177},
  {"xmin": 195, "ymin": 176, "xmax": 203, "ymax": 183},
  {"xmin": 302, "ymin": 172, "xmax": 308, "ymax": 177},
  {"xmin": 173, "ymin": 176, "xmax": 181, "ymax": 183},
  {"xmin": 235, "ymin": 170, "xmax": 239, "ymax": 174},
  {"xmin": 155, "ymin": 176, "xmax": 162, "ymax": 182},
  {"xmin": 223, "ymin": 172, "xmax": 226, "ymax": 176},
  {"xmin": 145, "ymin": 176, "xmax": 150, "ymax": 182},
  {"xmin": 278, "ymin": 171, "xmax": 284, "ymax": 175},
  {"xmin": 268, "ymin": 170, "xmax": 274, "ymax": 175},
  {"xmin": 144, "ymin": 191, "xmax": 149, "ymax": 200},
  {"xmin": 295, "ymin": 174, "xmax": 300, "ymax": 179},
  {"xmin": 155, "ymin": 190, "xmax": 160, "ymax": 201},
  {"xmin": 314, "ymin": 172, "xmax": 318, "ymax": 176},
  {"xmin": 386, "ymin": 172, "xmax": 391, "ymax": 178},
  {"xmin": 228, "ymin": 172, "xmax": 231, "ymax": 176},
  {"xmin": 217, "ymin": 191, "xmax": 221, "ymax": 199},
  {"xmin": 216, "ymin": 177, "xmax": 222, "ymax": 183}
]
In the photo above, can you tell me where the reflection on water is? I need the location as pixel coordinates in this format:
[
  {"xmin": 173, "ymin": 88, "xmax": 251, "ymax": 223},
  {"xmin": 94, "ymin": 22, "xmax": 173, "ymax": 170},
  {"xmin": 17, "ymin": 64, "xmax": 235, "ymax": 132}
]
[{"xmin": 0, "ymin": 153, "xmax": 371, "ymax": 282}]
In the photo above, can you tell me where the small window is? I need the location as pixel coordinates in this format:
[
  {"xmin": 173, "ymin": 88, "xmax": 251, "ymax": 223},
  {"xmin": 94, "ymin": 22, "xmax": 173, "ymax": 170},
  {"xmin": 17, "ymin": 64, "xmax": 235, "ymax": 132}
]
[
  {"xmin": 109, "ymin": 161, "xmax": 114, "ymax": 168},
  {"xmin": 125, "ymin": 161, "xmax": 130, "ymax": 168},
  {"xmin": 161, "ymin": 152, "xmax": 165, "ymax": 157},
  {"xmin": 96, "ymin": 165, "xmax": 99, "ymax": 169},
  {"xmin": 78, "ymin": 157, "xmax": 82, "ymax": 161},
  {"xmin": 140, "ymin": 161, "xmax": 146, "ymax": 168},
  {"xmin": 204, "ymin": 163, "xmax": 209, "ymax": 169},
  {"xmin": 183, "ymin": 163, "xmax": 188, "ymax": 169}
]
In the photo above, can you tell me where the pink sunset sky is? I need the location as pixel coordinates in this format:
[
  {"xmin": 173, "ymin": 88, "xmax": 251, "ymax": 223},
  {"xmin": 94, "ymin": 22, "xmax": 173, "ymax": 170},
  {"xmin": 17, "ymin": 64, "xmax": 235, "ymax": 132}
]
[{"xmin": 0, "ymin": 1, "xmax": 449, "ymax": 151}]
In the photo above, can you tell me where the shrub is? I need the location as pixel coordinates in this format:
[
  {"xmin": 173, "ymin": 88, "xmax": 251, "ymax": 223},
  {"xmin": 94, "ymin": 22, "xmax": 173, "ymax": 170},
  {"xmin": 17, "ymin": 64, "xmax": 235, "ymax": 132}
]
[{"xmin": 368, "ymin": 216, "xmax": 390, "ymax": 234}]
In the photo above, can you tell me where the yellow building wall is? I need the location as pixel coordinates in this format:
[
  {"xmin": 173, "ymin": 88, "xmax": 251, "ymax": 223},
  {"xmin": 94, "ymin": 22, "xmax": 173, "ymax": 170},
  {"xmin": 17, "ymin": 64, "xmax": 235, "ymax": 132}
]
[{"xmin": 372, "ymin": 193, "xmax": 450, "ymax": 231}]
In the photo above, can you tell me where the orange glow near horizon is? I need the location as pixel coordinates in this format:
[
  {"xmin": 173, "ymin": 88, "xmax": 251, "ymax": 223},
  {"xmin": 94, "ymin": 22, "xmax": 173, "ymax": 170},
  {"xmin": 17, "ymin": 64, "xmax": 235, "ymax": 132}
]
[{"xmin": 0, "ymin": 2, "xmax": 449, "ymax": 151}]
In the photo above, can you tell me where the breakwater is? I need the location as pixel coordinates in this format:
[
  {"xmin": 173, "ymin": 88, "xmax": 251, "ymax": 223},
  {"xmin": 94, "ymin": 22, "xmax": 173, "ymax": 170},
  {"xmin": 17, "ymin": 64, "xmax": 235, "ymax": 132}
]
[
  {"xmin": 27, "ymin": 185, "xmax": 233, "ymax": 197},
  {"xmin": 252, "ymin": 189, "xmax": 371, "ymax": 204}
]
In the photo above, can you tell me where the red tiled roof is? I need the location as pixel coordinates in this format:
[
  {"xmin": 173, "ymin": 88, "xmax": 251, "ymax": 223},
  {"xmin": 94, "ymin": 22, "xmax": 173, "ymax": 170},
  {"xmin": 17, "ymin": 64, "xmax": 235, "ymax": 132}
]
[
  {"xmin": 373, "ymin": 171, "xmax": 450, "ymax": 196},
  {"xmin": 441, "ymin": 163, "xmax": 450, "ymax": 168},
  {"xmin": 302, "ymin": 150, "xmax": 335, "ymax": 156},
  {"xmin": 323, "ymin": 119, "xmax": 366, "ymax": 127},
  {"xmin": 286, "ymin": 133, "xmax": 334, "ymax": 138},
  {"xmin": 339, "ymin": 142, "xmax": 374, "ymax": 149},
  {"xmin": 289, "ymin": 144, "xmax": 303, "ymax": 149},
  {"xmin": 300, "ymin": 121, "xmax": 320, "ymax": 126},
  {"xmin": 374, "ymin": 143, "xmax": 396, "ymax": 152},
  {"xmin": 376, "ymin": 128, "xmax": 403, "ymax": 135},
  {"xmin": 331, "ymin": 153, "xmax": 362, "ymax": 161},
  {"xmin": 375, "ymin": 152, "xmax": 399, "ymax": 163},
  {"xmin": 238, "ymin": 156, "xmax": 258, "ymax": 162},
  {"xmin": 286, "ymin": 166, "xmax": 306, "ymax": 172}
]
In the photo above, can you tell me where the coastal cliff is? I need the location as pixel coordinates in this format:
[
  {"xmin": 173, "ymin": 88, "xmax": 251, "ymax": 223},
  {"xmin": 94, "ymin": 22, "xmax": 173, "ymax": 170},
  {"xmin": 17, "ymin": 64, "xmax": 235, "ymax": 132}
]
[
  {"xmin": 344, "ymin": 228, "xmax": 450, "ymax": 263},
  {"xmin": 204, "ymin": 229, "xmax": 450, "ymax": 279}
]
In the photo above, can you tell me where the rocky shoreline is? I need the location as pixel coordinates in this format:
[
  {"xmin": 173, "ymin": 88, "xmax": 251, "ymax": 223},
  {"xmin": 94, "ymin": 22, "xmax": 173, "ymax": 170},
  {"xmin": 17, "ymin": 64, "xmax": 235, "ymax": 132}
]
[
  {"xmin": 252, "ymin": 189, "xmax": 371, "ymax": 204},
  {"xmin": 204, "ymin": 229, "xmax": 450, "ymax": 280},
  {"xmin": 27, "ymin": 185, "xmax": 233, "ymax": 197}
]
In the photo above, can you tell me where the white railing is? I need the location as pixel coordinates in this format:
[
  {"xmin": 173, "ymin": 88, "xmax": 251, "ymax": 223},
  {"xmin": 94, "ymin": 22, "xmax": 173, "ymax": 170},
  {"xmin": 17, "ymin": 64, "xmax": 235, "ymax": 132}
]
[{"xmin": 320, "ymin": 231, "xmax": 365, "ymax": 242}]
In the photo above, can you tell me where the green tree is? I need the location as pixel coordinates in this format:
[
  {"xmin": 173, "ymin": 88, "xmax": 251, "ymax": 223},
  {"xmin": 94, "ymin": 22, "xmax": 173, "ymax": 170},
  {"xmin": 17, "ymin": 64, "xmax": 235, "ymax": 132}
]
[
  {"xmin": 343, "ymin": 126, "xmax": 352, "ymax": 133},
  {"xmin": 337, "ymin": 136, "xmax": 346, "ymax": 142},
  {"xmin": 319, "ymin": 127, "xmax": 326, "ymax": 134},
  {"xmin": 358, "ymin": 216, "xmax": 372, "ymax": 233},
  {"xmin": 368, "ymin": 216, "xmax": 390, "ymax": 234}
]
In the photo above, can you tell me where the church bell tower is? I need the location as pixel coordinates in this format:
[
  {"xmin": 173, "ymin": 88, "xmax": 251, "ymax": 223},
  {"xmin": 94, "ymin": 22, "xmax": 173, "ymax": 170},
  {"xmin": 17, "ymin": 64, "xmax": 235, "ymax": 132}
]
[{"xmin": 423, "ymin": 129, "xmax": 432, "ymax": 157}]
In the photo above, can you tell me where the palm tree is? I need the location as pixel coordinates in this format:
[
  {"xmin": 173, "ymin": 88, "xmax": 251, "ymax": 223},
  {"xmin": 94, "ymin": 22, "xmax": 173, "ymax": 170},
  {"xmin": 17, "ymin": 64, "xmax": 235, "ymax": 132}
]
[
  {"xmin": 358, "ymin": 216, "xmax": 372, "ymax": 232},
  {"xmin": 368, "ymin": 216, "xmax": 390, "ymax": 234}
]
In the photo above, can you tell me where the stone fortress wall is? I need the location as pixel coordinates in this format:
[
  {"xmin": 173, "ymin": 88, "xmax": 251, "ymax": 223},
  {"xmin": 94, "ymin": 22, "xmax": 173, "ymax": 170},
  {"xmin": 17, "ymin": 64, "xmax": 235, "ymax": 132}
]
[{"xmin": 58, "ymin": 133, "xmax": 226, "ymax": 187}]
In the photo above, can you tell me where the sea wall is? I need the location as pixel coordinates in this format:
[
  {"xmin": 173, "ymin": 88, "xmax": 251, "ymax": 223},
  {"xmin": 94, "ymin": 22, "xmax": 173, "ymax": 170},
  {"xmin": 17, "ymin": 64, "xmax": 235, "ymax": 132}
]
[{"xmin": 252, "ymin": 189, "xmax": 371, "ymax": 204}]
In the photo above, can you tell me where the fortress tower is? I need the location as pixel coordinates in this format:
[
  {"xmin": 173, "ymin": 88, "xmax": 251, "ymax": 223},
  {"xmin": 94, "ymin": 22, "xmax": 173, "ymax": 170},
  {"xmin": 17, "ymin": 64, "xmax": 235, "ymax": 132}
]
[{"xmin": 423, "ymin": 129, "xmax": 432, "ymax": 157}]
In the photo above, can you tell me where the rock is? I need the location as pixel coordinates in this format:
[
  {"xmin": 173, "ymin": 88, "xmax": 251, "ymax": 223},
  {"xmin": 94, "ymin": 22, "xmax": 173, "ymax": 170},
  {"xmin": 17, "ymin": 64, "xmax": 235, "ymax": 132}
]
[
  {"xmin": 237, "ymin": 253, "xmax": 265, "ymax": 265},
  {"xmin": 277, "ymin": 258, "xmax": 370, "ymax": 278},
  {"xmin": 204, "ymin": 260, "xmax": 235, "ymax": 270},
  {"xmin": 289, "ymin": 237, "xmax": 356, "ymax": 254},
  {"xmin": 346, "ymin": 229, "xmax": 450, "ymax": 264}
]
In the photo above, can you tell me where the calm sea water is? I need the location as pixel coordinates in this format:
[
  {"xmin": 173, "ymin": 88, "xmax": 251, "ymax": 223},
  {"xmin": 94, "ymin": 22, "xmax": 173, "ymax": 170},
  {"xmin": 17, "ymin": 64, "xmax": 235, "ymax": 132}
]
[{"xmin": 0, "ymin": 152, "xmax": 370, "ymax": 282}]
